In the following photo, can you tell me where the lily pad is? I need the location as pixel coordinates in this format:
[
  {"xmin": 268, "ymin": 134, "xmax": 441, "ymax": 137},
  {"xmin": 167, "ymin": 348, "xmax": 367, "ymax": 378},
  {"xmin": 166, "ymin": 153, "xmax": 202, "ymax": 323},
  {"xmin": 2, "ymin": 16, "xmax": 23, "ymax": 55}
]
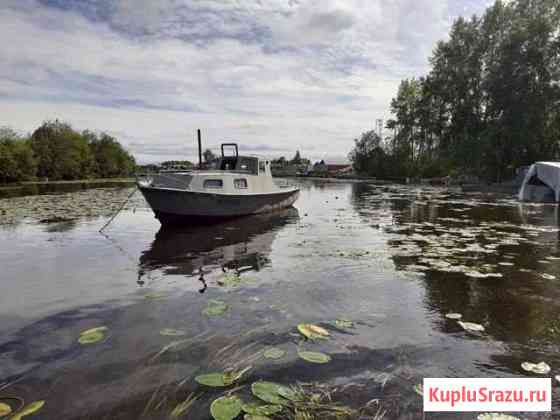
[
  {"xmin": 195, "ymin": 373, "xmax": 228, "ymax": 387},
  {"xmin": 458, "ymin": 321, "xmax": 485, "ymax": 332},
  {"xmin": 334, "ymin": 319, "xmax": 354, "ymax": 328},
  {"xmin": 297, "ymin": 323, "xmax": 329, "ymax": 340},
  {"xmin": 203, "ymin": 300, "xmax": 229, "ymax": 317},
  {"xmin": 160, "ymin": 328, "xmax": 186, "ymax": 336},
  {"xmin": 196, "ymin": 367, "xmax": 250, "ymax": 387},
  {"xmin": 0, "ymin": 403, "xmax": 12, "ymax": 417},
  {"xmin": 251, "ymin": 382, "xmax": 291, "ymax": 405},
  {"xmin": 78, "ymin": 326, "xmax": 108, "ymax": 344},
  {"xmin": 244, "ymin": 415, "xmax": 271, "ymax": 420},
  {"xmin": 241, "ymin": 402, "xmax": 283, "ymax": 416},
  {"xmin": 477, "ymin": 414, "xmax": 520, "ymax": 420},
  {"xmin": 276, "ymin": 385, "xmax": 301, "ymax": 402},
  {"xmin": 521, "ymin": 361, "xmax": 551, "ymax": 374},
  {"xmin": 298, "ymin": 350, "xmax": 331, "ymax": 364},
  {"xmin": 10, "ymin": 401, "xmax": 45, "ymax": 420},
  {"xmin": 210, "ymin": 396, "xmax": 242, "ymax": 420},
  {"xmin": 263, "ymin": 347, "xmax": 286, "ymax": 360},
  {"xmin": 445, "ymin": 313, "xmax": 462, "ymax": 320}
]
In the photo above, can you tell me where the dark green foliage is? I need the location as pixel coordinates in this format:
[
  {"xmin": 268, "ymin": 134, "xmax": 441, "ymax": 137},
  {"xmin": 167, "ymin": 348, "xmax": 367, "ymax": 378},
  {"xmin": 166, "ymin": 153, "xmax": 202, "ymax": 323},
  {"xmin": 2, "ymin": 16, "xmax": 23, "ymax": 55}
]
[
  {"xmin": 290, "ymin": 151, "xmax": 302, "ymax": 164},
  {"xmin": 85, "ymin": 130, "xmax": 136, "ymax": 178},
  {"xmin": 348, "ymin": 131, "xmax": 388, "ymax": 177},
  {"xmin": 0, "ymin": 120, "xmax": 135, "ymax": 183},
  {"xmin": 353, "ymin": 0, "xmax": 560, "ymax": 181},
  {"xmin": 30, "ymin": 121, "xmax": 94, "ymax": 180},
  {"xmin": 0, "ymin": 128, "xmax": 37, "ymax": 183}
]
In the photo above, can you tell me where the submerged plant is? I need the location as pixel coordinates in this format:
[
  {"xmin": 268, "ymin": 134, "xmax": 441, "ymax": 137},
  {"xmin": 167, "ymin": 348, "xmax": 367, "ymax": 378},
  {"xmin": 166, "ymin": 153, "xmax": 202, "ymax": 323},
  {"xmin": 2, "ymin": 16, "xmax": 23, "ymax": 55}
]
[
  {"xmin": 203, "ymin": 300, "xmax": 229, "ymax": 317},
  {"xmin": 144, "ymin": 292, "xmax": 167, "ymax": 300},
  {"xmin": 170, "ymin": 393, "xmax": 199, "ymax": 418},
  {"xmin": 217, "ymin": 273, "xmax": 255, "ymax": 288},
  {"xmin": 263, "ymin": 347, "xmax": 286, "ymax": 360},
  {"xmin": 160, "ymin": 328, "xmax": 186, "ymax": 337},
  {"xmin": 78, "ymin": 326, "xmax": 108, "ymax": 344},
  {"xmin": 0, "ymin": 402, "xmax": 11, "ymax": 417},
  {"xmin": 10, "ymin": 400, "xmax": 45, "ymax": 420}
]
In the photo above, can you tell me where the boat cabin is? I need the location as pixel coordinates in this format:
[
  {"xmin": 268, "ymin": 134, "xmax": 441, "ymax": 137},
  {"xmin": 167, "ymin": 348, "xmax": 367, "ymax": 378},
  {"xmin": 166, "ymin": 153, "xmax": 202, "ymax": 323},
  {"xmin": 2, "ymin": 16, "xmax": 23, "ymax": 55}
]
[
  {"xmin": 146, "ymin": 143, "xmax": 279, "ymax": 194},
  {"xmin": 215, "ymin": 143, "xmax": 271, "ymax": 177}
]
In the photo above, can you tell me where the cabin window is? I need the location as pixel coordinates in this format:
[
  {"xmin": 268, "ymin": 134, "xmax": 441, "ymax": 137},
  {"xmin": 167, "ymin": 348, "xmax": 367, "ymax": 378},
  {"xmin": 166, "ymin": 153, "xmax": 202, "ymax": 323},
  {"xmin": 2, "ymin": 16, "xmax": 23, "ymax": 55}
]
[
  {"xmin": 203, "ymin": 179, "xmax": 223, "ymax": 189},
  {"xmin": 259, "ymin": 161, "xmax": 266, "ymax": 174},
  {"xmin": 234, "ymin": 178, "xmax": 248, "ymax": 189}
]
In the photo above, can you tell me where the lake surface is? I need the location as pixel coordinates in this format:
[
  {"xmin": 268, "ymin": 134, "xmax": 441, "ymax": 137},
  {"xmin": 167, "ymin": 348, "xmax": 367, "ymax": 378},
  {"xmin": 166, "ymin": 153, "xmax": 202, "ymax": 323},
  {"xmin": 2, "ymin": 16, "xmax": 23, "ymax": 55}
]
[{"xmin": 1, "ymin": 179, "xmax": 559, "ymax": 419}]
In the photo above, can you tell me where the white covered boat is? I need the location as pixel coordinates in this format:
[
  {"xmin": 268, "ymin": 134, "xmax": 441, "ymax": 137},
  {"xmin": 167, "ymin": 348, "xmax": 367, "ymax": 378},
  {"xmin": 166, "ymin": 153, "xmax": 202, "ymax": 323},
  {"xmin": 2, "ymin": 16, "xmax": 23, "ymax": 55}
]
[
  {"xmin": 138, "ymin": 143, "xmax": 300, "ymax": 224},
  {"xmin": 518, "ymin": 161, "xmax": 560, "ymax": 202}
]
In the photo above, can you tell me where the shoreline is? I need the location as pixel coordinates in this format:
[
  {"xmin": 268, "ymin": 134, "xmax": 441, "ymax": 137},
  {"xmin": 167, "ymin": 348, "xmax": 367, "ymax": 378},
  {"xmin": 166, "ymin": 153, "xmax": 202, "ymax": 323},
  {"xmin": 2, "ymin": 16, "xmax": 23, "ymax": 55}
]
[{"xmin": 0, "ymin": 178, "xmax": 135, "ymax": 199}]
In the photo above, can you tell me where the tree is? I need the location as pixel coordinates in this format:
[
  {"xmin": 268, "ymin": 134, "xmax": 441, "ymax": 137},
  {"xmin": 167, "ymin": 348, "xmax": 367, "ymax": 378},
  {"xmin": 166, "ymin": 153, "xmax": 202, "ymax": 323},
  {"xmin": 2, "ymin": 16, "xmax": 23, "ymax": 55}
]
[
  {"xmin": 85, "ymin": 131, "xmax": 136, "ymax": 178},
  {"xmin": 271, "ymin": 156, "xmax": 287, "ymax": 166},
  {"xmin": 348, "ymin": 131, "xmax": 388, "ymax": 177},
  {"xmin": 30, "ymin": 120, "xmax": 93, "ymax": 180},
  {"xmin": 0, "ymin": 127, "xmax": 37, "ymax": 183},
  {"xmin": 290, "ymin": 151, "xmax": 302, "ymax": 164},
  {"xmin": 385, "ymin": 0, "xmax": 560, "ymax": 181}
]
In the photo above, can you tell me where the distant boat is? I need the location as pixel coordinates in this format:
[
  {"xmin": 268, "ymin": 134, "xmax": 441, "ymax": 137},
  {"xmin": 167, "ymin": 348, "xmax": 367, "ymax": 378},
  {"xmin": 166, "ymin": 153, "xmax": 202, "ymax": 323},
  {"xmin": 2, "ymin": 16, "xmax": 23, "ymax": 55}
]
[
  {"xmin": 137, "ymin": 142, "xmax": 300, "ymax": 224},
  {"xmin": 518, "ymin": 161, "xmax": 560, "ymax": 202}
]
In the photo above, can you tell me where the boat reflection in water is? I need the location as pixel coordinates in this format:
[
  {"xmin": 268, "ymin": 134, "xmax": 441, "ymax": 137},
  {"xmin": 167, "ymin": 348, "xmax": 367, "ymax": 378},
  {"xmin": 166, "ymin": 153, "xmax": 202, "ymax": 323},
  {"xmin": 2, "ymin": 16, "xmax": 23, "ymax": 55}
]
[{"xmin": 138, "ymin": 207, "xmax": 299, "ymax": 289}]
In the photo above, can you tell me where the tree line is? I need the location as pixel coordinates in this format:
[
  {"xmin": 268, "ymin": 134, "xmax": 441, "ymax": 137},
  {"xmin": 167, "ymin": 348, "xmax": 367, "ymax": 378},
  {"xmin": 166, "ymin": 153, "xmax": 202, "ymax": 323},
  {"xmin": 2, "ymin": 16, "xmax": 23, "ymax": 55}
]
[
  {"xmin": 271, "ymin": 151, "xmax": 310, "ymax": 166},
  {"xmin": 350, "ymin": 0, "xmax": 560, "ymax": 181},
  {"xmin": 0, "ymin": 120, "xmax": 136, "ymax": 183}
]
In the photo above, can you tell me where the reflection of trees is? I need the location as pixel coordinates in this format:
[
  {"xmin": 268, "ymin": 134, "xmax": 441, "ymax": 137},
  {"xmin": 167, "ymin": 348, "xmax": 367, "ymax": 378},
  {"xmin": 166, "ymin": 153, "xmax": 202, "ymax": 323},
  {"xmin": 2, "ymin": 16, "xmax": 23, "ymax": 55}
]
[
  {"xmin": 138, "ymin": 208, "xmax": 298, "ymax": 280},
  {"xmin": 350, "ymin": 183, "xmax": 443, "ymax": 227}
]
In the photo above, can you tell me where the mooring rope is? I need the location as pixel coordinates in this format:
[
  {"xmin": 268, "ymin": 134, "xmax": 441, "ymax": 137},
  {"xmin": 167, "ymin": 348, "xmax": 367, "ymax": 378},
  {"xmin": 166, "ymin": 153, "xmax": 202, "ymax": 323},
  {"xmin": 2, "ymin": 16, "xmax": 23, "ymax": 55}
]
[{"xmin": 99, "ymin": 186, "xmax": 138, "ymax": 232}]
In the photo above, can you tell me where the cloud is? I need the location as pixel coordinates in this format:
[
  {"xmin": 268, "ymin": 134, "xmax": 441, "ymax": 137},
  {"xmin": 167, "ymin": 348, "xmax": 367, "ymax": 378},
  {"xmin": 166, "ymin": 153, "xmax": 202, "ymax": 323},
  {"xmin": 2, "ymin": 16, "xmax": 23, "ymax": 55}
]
[{"xmin": 0, "ymin": 0, "xmax": 492, "ymax": 163}]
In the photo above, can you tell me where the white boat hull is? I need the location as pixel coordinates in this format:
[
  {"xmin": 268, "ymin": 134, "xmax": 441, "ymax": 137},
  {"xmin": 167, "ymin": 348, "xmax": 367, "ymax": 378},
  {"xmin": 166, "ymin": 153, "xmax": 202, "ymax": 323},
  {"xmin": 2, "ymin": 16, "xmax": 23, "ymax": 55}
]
[{"xmin": 139, "ymin": 185, "xmax": 299, "ymax": 224}]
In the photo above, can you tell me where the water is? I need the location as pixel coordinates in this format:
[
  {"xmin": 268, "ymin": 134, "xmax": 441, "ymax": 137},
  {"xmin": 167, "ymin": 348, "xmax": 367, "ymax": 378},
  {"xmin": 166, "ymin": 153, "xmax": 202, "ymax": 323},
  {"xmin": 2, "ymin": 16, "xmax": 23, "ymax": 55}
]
[{"xmin": 0, "ymin": 180, "xmax": 559, "ymax": 419}]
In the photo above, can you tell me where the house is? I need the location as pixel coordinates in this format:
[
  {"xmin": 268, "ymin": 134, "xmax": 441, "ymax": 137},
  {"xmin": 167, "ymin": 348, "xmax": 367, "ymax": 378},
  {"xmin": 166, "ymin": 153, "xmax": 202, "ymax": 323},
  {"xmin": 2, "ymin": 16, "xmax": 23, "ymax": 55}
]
[{"xmin": 326, "ymin": 164, "xmax": 352, "ymax": 176}]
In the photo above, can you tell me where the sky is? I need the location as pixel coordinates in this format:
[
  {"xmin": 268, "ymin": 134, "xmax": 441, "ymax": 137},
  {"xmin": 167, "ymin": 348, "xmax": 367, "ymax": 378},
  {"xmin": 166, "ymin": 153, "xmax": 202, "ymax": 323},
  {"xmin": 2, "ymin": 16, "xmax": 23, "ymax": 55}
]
[{"xmin": 0, "ymin": 0, "xmax": 492, "ymax": 164}]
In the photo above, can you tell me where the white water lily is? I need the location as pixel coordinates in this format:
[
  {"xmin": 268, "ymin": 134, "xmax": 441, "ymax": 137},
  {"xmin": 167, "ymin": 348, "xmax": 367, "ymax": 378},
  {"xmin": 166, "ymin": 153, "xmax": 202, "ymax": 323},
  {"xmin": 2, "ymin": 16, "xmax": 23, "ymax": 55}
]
[
  {"xmin": 458, "ymin": 321, "xmax": 485, "ymax": 332},
  {"xmin": 521, "ymin": 361, "xmax": 551, "ymax": 374}
]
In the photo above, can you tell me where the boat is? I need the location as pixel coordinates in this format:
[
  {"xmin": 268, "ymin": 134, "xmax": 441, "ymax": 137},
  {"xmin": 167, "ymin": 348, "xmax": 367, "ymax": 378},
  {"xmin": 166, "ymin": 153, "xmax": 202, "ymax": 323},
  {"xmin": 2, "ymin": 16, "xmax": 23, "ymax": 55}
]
[
  {"xmin": 518, "ymin": 161, "xmax": 560, "ymax": 203},
  {"xmin": 137, "ymin": 140, "xmax": 300, "ymax": 224}
]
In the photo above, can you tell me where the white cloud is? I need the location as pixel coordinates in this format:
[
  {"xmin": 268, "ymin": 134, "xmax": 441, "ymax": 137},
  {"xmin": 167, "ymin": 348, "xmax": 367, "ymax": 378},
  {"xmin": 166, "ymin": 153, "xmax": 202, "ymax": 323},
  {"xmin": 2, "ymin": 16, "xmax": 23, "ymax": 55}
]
[{"xmin": 0, "ymin": 0, "xmax": 491, "ymax": 163}]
